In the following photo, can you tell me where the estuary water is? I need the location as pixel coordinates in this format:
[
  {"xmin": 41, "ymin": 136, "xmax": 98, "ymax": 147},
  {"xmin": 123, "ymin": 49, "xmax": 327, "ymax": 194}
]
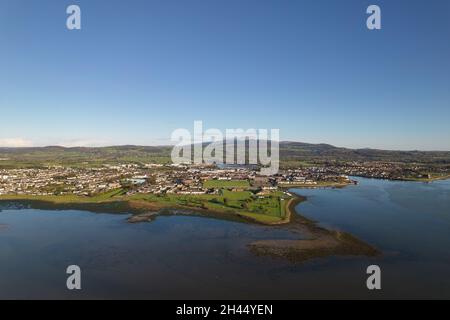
[{"xmin": 0, "ymin": 177, "xmax": 450, "ymax": 299}]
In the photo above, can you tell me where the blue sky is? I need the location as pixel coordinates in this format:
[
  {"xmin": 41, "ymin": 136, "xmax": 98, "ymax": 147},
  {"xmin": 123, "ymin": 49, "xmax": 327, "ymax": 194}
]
[{"xmin": 1, "ymin": 0, "xmax": 449, "ymax": 150}]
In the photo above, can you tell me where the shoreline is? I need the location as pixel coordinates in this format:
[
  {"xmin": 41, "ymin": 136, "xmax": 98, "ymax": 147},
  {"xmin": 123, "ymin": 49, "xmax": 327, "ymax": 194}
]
[
  {"xmin": 278, "ymin": 182, "xmax": 352, "ymax": 189},
  {"xmin": 0, "ymin": 197, "xmax": 254, "ymax": 225},
  {"xmin": 0, "ymin": 187, "xmax": 299, "ymax": 226},
  {"xmin": 0, "ymin": 192, "xmax": 305, "ymax": 226},
  {"xmin": 248, "ymin": 192, "xmax": 380, "ymax": 262},
  {"xmin": 0, "ymin": 195, "xmax": 289, "ymax": 226},
  {"xmin": 0, "ymin": 190, "xmax": 380, "ymax": 263},
  {"xmin": 402, "ymin": 175, "xmax": 450, "ymax": 182},
  {"xmin": 349, "ymin": 174, "xmax": 450, "ymax": 183}
]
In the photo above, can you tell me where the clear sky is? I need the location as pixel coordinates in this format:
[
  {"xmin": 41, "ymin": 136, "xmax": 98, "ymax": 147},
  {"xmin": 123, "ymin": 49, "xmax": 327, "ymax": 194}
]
[{"xmin": 1, "ymin": 0, "xmax": 449, "ymax": 150}]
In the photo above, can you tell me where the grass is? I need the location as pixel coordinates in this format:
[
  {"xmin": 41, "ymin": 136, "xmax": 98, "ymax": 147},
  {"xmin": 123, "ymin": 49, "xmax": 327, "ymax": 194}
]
[
  {"xmin": 0, "ymin": 186, "xmax": 292, "ymax": 225},
  {"xmin": 125, "ymin": 190, "xmax": 290, "ymax": 223},
  {"xmin": 0, "ymin": 188, "xmax": 127, "ymax": 203},
  {"xmin": 222, "ymin": 190, "xmax": 252, "ymax": 200},
  {"xmin": 203, "ymin": 179, "xmax": 250, "ymax": 189}
]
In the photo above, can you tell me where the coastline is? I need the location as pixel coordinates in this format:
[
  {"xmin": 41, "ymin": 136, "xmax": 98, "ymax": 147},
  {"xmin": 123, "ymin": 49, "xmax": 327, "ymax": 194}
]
[
  {"xmin": 0, "ymin": 195, "xmax": 288, "ymax": 226},
  {"xmin": 0, "ymin": 189, "xmax": 380, "ymax": 263},
  {"xmin": 0, "ymin": 191, "xmax": 303, "ymax": 226},
  {"xmin": 278, "ymin": 181, "xmax": 352, "ymax": 189},
  {"xmin": 0, "ymin": 197, "xmax": 254, "ymax": 225},
  {"xmin": 248, "ymin": 191, "xmax": 380, "ymax": 262},
  {"xmin": 402, "ymin": 175, "xmax": 450, "ymax": 182},
  {"xmin": 349, "ymin": 174, "xmax": 450, "ymax": 183}
]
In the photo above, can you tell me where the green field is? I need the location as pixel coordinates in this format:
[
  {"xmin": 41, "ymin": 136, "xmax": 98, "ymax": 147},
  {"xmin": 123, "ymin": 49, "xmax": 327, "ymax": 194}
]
[
  {"xmin": 133, "ymin": 194, "xmax": 287, "ymax": 223},
  {"xmin": 0, "ymin": 187, "xmax": 291, "ymax": 225},
  {"xmin": 203, "ymin": 179, "xmax": 250, "ymax": 189},
  {"xmin": 0, "ymin": 188, "xmax": 127, "ymax": 204},
  {"xmin": 2, "ymin": 144, "xmax": 450, "ymax": 169},
  {"xmin": 129, "ymin": 188, "xmax": 288, "ymax": 223}
]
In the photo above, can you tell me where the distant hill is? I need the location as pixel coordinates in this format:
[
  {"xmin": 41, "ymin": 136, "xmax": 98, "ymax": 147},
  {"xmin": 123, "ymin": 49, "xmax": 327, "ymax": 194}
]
[
  {"xmin": 1, "ymin": 142, "xmax": 450, "ymax": 168},
  {"xmin": 0, "ymin": 145, "xmax": 173, "ymax": 168},
  {"xmin": 279, "ymin": 142, "xmax": 450, "ymax": 164}
]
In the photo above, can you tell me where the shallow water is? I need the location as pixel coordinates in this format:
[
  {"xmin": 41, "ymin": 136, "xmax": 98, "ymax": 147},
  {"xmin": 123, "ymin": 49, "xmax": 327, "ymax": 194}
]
[{"xmin": 0, "ymin": 177, "xmax": 449, "ymax": 299}]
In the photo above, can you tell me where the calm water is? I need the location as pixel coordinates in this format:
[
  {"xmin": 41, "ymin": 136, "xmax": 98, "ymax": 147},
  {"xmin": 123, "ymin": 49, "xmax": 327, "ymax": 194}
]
[{"xmin": 1, "ymin": 177, "xmax": 450, "ymax": 299}]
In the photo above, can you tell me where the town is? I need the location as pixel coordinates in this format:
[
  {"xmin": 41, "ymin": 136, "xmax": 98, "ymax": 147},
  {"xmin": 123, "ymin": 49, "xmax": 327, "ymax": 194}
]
[{"xmin": 0, "ymin": 161, "xmax": 445, "ymax": 197}]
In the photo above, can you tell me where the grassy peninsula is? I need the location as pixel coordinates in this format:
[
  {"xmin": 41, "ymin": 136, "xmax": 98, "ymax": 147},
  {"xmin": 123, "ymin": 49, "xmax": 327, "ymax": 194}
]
[
  {"xmin": 0, "ymin": 187, "xmax": 291, "ymax": 225},
  {"xmin": 0, "ymin": 186, "xmax": 380, "ymax": 263}
]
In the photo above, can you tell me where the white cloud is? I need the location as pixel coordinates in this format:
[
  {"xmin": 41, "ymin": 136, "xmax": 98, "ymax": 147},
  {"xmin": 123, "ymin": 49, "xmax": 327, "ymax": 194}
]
[{"xmin": 0, "ymin": 138, "xmax": 33, "ymax": 147}]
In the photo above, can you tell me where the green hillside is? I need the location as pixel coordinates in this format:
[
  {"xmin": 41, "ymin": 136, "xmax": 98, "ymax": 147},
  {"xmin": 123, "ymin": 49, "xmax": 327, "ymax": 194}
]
[{"xmin": 1, "ymin": 142, "xmax": 450, "ymax": 168}]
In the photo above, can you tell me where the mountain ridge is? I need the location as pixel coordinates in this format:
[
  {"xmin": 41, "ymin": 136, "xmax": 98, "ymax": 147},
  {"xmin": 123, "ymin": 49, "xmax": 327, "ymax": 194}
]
[{"xmin": 1, "ymin": 141, "xmax": 450, "ymax": 167}]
